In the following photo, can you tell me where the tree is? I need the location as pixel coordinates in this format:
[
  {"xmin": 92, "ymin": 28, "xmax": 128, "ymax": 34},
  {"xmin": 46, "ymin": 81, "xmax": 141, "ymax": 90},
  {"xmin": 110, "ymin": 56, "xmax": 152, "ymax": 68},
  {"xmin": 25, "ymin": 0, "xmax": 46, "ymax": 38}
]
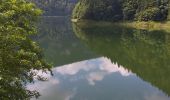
[
  {"xmin": 72, "ymin": 0, "xmax": 169, "ymax": 21},
  {"xmin": 0, "ymin": 0, "xmax": 52, "ymax": 99},
  {"xmin": 29, "ymin": 0, "xmax": 77, "ymax": 16},
  {"xmin": 122, "ymin": 0, "xmax": 138, "ymax": 20}
]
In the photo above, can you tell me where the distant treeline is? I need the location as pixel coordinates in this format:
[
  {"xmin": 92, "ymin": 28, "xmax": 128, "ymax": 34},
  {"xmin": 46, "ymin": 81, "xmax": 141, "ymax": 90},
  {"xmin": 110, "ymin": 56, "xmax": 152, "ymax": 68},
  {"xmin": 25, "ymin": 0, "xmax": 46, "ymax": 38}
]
[
  {"xmin": 73, "ymin": 0, "xmax": 170, "ymax": 21},
  {"xmin": 29, "ymin": 0, "xmax": 77, "ymax": 16}
]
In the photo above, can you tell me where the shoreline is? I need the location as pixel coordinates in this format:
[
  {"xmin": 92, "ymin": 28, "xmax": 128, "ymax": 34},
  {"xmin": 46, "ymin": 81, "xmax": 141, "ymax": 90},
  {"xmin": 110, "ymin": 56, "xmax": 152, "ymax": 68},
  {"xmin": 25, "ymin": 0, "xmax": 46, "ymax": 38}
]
[
  {"xmin": 119, "ymin": 21, "xmax": 170, "ymax": 32},
  {"xmin": 72, "ymin": 19, "xmax": 170, "ymax": 33}
]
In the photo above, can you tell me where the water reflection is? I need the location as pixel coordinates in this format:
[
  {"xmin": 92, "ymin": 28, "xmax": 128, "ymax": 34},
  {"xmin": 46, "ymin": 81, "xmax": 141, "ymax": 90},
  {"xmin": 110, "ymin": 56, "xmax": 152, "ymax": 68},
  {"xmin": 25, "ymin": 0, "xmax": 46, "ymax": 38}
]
[
  {"xmin": 73, "ymin": 22, "xmax": 170, "ymax": 96},
  {"xmin": 36, "ymin": 17, "xmax": 98, "ymax": 66},
  {"xmin": 29, "ymin": 17, "xmax": 170, "ymax": 99},
  {"xmin": 29, "ymin": 57, "xmax": 170, "ymax": 100}
]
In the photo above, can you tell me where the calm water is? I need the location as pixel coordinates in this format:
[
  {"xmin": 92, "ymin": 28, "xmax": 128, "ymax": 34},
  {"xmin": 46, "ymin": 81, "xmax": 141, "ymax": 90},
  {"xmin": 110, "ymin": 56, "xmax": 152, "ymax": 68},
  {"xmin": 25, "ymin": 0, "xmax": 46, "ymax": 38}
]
[{"xmin": 28, "ymin": 17, "xmax": 170, "ymax": 100}]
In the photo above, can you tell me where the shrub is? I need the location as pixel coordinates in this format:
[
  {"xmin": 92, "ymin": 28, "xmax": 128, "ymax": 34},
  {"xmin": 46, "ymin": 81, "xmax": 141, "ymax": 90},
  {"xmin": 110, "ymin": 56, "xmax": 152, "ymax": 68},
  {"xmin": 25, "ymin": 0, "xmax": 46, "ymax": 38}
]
[{"xmin": 136, "ymin": 7, "xmax": 164, "ymax": 21}]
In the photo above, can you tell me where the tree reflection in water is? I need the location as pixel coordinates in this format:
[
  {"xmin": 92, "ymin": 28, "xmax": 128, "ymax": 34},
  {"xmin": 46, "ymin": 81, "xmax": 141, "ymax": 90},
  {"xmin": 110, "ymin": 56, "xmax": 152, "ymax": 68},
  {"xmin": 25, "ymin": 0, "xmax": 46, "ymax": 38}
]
[{"xmin": 73, "ymin": 22, "xmax": 170, "ymax": 96}]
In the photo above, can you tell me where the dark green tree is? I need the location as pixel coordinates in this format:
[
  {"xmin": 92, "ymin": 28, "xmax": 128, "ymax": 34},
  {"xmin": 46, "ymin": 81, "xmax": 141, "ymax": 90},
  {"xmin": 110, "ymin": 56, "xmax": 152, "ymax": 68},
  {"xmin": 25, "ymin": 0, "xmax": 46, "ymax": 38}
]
[
  {"xmin": 72, "ymin": 0, "xmax": 169, "ymax": 21},
  {"xmin": 28, "ymin": 0, "xmax": 77, "ymax": 16}
]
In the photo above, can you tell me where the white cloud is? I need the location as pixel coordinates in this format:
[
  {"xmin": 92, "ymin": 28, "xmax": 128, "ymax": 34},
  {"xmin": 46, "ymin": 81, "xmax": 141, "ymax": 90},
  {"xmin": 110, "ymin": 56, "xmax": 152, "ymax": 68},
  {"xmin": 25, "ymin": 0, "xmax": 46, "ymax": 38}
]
[
  {"xmin": 84, "ymin": 57, "xmax": 132, "ymax": 85},
  {"xmin": 55, "ymin": 57, "xmax": 131, "ymax": 77},
  {"xmin": 87, "ymin": 72, "xmax": 106, "ymax": 85},
  {"xmin": 55, "ymin": 58, "xmax": 96, "ymax": 75},
  {"xmin": 28, "ymin": 57, "xmax": 133, "ymax": 99},
  {"xmin": 98, "ymin": 57, "xmax": 132, "ymax": 76}
]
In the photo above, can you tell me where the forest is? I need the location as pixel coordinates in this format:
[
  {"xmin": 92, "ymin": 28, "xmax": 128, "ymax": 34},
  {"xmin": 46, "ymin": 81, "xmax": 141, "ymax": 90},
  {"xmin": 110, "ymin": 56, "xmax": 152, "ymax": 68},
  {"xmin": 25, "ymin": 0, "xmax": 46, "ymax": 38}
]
[
  {"xmin": 72, "ymin": 0, "xmax": 170, "ymax": 21},
  {"xmin": 29, "ymin": 0, "xmax": 77, "ymax": 16}
]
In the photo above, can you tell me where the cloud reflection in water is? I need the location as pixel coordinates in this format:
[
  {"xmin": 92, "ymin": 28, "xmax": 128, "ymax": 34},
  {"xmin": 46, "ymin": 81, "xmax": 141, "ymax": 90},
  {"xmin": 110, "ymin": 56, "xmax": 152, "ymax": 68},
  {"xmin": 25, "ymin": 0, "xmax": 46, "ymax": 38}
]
[{"xmin": 28, "ymin": 57, "xmax": 170, "ymax": 100}]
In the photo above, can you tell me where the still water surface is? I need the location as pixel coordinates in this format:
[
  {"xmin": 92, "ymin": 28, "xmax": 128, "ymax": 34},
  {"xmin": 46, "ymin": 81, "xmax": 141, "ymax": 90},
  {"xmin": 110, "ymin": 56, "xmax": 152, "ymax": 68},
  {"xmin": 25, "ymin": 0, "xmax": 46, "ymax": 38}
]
[{"xmin": 29, "ymin": 17, "xmax": 170, "ymax": 100}]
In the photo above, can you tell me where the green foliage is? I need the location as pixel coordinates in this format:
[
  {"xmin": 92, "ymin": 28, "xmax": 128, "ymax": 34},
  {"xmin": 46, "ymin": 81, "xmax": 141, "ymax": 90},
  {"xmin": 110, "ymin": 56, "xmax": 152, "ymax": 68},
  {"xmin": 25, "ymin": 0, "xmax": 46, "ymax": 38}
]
[
  {"xmin": 136, "ymin": 7, "xmax": 161, "ymax": 21},
  {"xmin": 72, "ymin": 0, "xmax": 169, "ymax": 21},
  {"xmin": 73, "ymin": 0, "xmax": 123, "ymax": 21},
  {"xmin": 136, "ymin": 0, "xmax": 169, "ymax": 21},
  {"xmin": 168, "ymin": 1, "xmax": 170, "ymax": 20},
  {"xmin": 72, "ymin": 0, "xmax": 91, "ymax": 19},
  {"xmin": 29, "ymin": 0, "xmax": 77, "ymax": 16},
  {"xmin": 0, "ymin": 0, "xmax": 51, "ymax": 99},
  {"xmin": 122, "ymin": 0, "xmax": 138, "ymax": 20}
]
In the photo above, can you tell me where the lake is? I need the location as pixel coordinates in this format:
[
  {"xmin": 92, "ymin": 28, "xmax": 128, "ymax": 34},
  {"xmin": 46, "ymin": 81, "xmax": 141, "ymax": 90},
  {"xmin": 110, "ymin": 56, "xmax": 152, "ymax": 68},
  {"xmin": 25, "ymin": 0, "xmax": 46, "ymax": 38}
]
[{"xmin": 28, "ymin": 17, "xmax": 170, "ymax": 100}]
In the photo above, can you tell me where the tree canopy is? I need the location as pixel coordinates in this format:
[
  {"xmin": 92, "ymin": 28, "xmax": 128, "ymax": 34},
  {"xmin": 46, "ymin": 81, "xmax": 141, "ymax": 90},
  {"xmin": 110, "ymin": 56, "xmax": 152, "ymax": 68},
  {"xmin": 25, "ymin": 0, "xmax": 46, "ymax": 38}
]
[
  {"xmin": 72, "ymin": 0, "xmax": 169, "ymax": 21},
  {"xmin": 29, "ymin": 0, "xmax": 77, "ymax": 16},
  {"xmin": 0, "ymin": 0, "xmax": 52, "ymax": 99}
]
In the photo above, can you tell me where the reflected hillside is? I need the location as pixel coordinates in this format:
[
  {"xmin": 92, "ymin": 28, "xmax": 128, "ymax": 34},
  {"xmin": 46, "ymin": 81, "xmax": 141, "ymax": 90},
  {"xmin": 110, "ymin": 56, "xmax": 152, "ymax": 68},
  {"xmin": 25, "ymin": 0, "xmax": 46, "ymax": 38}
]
[
  {"xmin": 36, "ymin": 17, "xmax": 98, "ymax": 66},
  {"xmin": 73, "ymin": 22, "xmax": 170, "ymax": 96}
]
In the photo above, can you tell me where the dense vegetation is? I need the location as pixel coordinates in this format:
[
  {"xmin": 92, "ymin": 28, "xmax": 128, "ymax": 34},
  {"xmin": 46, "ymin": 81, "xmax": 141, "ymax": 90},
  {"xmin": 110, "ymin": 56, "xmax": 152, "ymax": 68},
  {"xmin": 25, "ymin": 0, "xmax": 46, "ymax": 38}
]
[
  {"xmin": 73, "ymin": 0, "xmax": 169, "ymax": 21},
  {"xmin": 73, "ymin": 22, "xmax": 170, "ymax": 96},
  {"xmin": 0, "ymin": 0, "xmax": 51, "ymax": 99},
  {"xmin": 29, "ymin": 0, "xmax": 77, "ymax": 16}
]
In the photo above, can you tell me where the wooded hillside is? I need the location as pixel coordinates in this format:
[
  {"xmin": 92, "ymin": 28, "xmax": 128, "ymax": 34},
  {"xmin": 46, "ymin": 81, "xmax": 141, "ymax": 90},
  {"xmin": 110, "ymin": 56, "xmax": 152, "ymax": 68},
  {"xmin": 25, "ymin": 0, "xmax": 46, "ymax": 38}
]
[
  {"xmin": 72, "ymin": 0, "xmax": 169, "ymax": 21},
  {"xmin": 29, "ymin": 0, "xmax": 77, "ymax": 16}
]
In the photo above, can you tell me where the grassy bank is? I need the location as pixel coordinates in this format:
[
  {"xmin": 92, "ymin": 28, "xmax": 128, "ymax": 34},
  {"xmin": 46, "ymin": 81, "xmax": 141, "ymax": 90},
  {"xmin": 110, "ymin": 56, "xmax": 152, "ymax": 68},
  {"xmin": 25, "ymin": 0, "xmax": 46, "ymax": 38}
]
[
  {"xmin": 120, "ymin": 21, "xmax": 170, "ymax": 33},
  {"xmin": 72, "ymin": 19, "xmax": 170, "ymax": 33}
]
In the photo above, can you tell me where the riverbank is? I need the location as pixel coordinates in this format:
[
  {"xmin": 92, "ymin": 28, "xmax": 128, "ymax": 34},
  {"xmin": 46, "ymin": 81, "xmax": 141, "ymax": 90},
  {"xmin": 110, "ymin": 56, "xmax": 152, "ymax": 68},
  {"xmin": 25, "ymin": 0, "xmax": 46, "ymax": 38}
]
[
  {"xmin": 72, "ymin": 19, "xmax": 170, "ymax": 33},
  {"xmin": 120, "ymin": 21, "xmax": 170, "ymax": 32}
]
